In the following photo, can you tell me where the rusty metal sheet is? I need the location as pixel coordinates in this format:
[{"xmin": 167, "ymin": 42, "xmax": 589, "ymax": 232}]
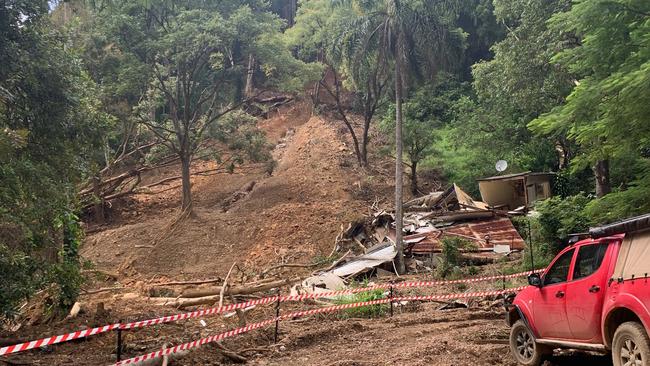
[{"xmin": 408, "ymin": 217, "xmax": 525, "ymax": 254}]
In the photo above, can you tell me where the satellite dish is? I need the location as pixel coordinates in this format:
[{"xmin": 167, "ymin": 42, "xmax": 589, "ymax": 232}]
[{"xmin": 495, "ymin": 160, "xmax": 508, "ymax": 172}]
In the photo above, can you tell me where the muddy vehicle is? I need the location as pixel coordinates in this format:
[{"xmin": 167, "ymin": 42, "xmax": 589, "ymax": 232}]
[{"xmin": 507, "ymin": 214, "xmax": 650, "ymax": 366}]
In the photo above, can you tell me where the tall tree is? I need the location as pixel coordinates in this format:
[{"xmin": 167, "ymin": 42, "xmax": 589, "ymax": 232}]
[
  {"xmin": 530, "ymin": 0, "xmax": 650, "ymax": 198},
  {"xmin": 334, "ymin": 0, "xmax": 464, "ymax": 273},
  {"xmin": 1, "ymin": 0, "xmax": 110, "ymax": 315},
  {"xmin": 381, "ymin": 76, "xmax": 462, "ymax": 195},
  {"xmin": 434, "ymin": 0, "xmax": 574, "ymax": 194}
]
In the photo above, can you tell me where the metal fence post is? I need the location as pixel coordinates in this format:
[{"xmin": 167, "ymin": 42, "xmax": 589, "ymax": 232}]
[
  {"xmin": 116, "ymin": 321, "xmax": 123, "ymax": 362},
  {"xmin": 389, "ymin": 285, "xmax": 394, "ymax": 318},
  {"xmin": 274, "ymin": 290, "xmax": 281, "ymax": 343},
  {"xmin": 502, "ymin": 274, "xmax": 507, "ymax": 310}
]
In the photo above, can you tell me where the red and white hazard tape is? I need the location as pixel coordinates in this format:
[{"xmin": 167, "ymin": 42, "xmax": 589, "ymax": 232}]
[
  {"xmin": 393, "ymin": 286, "xmax": 527, "ymax": 302},
  {"xmin": 114, "ymin": 298, "xmax": 394, "ymax": 365},
  {"xmin": 120, "ymin": 296, "xmax": 281, "ymax": 329},
  {"xmin": 1, "ymin": 268, "xmax": 542, "ymax": 357},
  {"xmin": 115, "ymin": 287, "xmax": 526, "ymax": 365},
  {"xmin": 0, "ymin": 323, "xmax": 120, "ymax": 356},
  {"xmin": 114, "ymin": 318, "xmax": 279, "ymax": 365}
]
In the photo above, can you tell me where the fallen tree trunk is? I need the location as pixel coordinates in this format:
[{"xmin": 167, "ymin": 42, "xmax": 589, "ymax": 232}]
[
  {"xmin": 155, "ymin": 278, "xmax": 223, "ymax": 287},
  {"xmin": 82, "ymin": 269, "xmax": 119, "ymax": 281},
  {"xmin": 180, "ymin": 278, "xmax": 300, "ymax": 299}
]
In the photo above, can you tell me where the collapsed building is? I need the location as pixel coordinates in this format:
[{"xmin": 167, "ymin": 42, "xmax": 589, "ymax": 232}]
[
  {"xmin": 292, "ymin": 184, "xmax": 527, "ymax": 295},
  {"xmin": 334, "ymin": 184, "xmax": 524, "ymax": 259}
]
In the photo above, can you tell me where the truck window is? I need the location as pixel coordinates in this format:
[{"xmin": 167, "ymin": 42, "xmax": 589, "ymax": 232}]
[
  {"xmin": 544, "ymin": 249, "xmax": 575, "ymax": 285},
  {"xmin": 573, "ymin": 243, "xmax": 608, "ymax": 280}
]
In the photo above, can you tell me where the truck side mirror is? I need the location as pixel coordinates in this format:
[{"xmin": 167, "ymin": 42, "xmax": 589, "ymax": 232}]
[{"xmin": 528, "ymin": 273, "xmax": 543, "ymax": 288}]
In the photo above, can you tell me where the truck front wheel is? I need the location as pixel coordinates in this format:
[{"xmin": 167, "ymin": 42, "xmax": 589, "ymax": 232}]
[
  {"xmin": 613, "ymin": 322, "xmax": 650, "ymax": 366},
  {"xmin": 510, "ymin": 320, "xmax": 549, "ymax": 366}
]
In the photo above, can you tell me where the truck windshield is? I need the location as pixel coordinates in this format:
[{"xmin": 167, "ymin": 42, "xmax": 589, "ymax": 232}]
[{"xmin": 544, "ymin": 249, "xmax": 575, "ymax": 285}]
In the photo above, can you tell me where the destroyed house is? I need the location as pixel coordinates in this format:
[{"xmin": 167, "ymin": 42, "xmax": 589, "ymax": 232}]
[
  {"xmin": 321, "ymin": 183, "xmax": 526, "ymax": 281},
  {"xmin": 402, "ymin": 184, "xmax": 525, "ymax": 254},
  {"xmin": 477, "ymin": 172, "xmax": 554, "ymax": 211}
]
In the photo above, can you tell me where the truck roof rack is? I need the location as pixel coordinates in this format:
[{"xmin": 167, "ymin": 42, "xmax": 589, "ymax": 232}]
[{"xmin": 589, "ymin": 213, "xmax": 650, "ymax": 239}]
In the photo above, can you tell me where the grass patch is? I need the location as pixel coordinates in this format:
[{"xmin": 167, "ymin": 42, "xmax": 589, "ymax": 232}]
[{"xmin": 334, "ymin": 281, "xmax": 388, "ymax": 319}]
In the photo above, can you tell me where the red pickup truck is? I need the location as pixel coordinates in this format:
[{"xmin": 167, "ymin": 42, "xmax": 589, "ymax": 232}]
[{"xmin": 507, "ymin": 214, "xmax": 650, "ymax": 366}]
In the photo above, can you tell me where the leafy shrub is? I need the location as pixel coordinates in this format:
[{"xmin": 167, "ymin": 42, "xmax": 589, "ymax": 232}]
[
  {"xmin": 535, "ymin": 194, "xmax": 593, "ymax": 252},
  {"xmin": 584, "ymin": 174, "xmax": 650, "ymax": 224},
  {"xmin": 438, "ymin": 237, "xmax": 477, "ymax": 278},
  {"xmin": 510, "ymin": 216, "xmax": 559, "ymax": 272},
  {"xmin": 552, "ymin": 169, "xmax": 593, "ymax": 198},
  {"xmin": 0, "ymin": 245, "xmax": 38, "ymax": 317}
]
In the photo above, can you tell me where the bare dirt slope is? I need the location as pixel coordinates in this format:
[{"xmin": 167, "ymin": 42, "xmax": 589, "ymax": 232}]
[{"xmin": 81, "ymin": 100, "xmax": 381, "ymax": 281}]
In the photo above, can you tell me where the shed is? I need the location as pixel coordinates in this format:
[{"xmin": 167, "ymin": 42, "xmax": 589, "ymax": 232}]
[{"xmin": 477, "ymin": 172, "xmax": 555, "ymax": 210}]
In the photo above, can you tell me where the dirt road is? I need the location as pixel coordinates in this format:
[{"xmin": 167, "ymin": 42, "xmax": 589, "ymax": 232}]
[{"xmin": 247, "ymin": 305, "xmax": 612, "ymax": 366}]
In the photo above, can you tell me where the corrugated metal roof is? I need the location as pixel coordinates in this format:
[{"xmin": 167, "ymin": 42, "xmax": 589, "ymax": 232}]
[
  {"xmin": 329, "ymin": 243, "xmax": 397, "ymax": 277},
  {"xmin": 478, "ymin": 172, "xmax": 555, "ymax": 182},
  {"xmin": 407, "ymin": 217, "xmax": 525, "ymax": 254}
]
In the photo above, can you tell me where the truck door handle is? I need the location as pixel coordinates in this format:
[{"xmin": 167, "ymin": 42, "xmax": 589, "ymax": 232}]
[
  {"xmin": 589, "ymin": 285, "xmax": 601, "ymax": 293},
  {"xmin": 555, "ymin": 291, "xmax": 565, "ymax": 298}
]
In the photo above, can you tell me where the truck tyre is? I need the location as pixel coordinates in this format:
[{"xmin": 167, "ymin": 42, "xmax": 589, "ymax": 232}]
[
  {"xmin": 510, "ymin": 320, "xmax": 549, "ymax": 366},
  {"xmin": 613, "ymin": 321, "xmax": 650, "ymax": 366}
]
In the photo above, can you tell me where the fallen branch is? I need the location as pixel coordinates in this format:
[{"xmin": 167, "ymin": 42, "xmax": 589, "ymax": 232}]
[
  {"xmin": 214, "ymin": 342, "xmax": 247, "ymax": 363},
  {"xmin": 318, "ymin": 250, "xmax": 352, "ymax": 274},
  {"xmin": 0, "ymin": 359, "xmax": 33, "ymax": 365},
  {"xmin": 82, "ymin": 269, "xmax": 119, "ymax": 281},
  {"xmin": 238, "ymin": 346, "xmax": 272, "ymax": 354},
  {"xmin": 218, "ymin": 262, "xmax": 237, "ymax": 308},
  {"xmin": 81, "ymin": 286, "xmax": 126, "ymax": 295}
]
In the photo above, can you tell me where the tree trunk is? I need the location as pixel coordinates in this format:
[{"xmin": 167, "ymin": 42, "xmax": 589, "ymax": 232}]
[
  {"xmin": 319, "ymin": 70, "xmax": 364, "ymax": 167},
  {"xmin": 410, "ymin": 160, "xmax": 418, "ymax": 196},
  {"xmin": 394, "ymin": 51, "xmax": 406, "ymax": 275},
  {"xmin": 92, "ymin": 174, "xmax": 105, "ymax": 223},
  {"xmin": 288, "ymin": 0, "xmax": 297, "ymax": 26},
  {"xmin": 360, "ymin": 115, "xmax": 371, "ymax": 167},
  {"xmin": 244, "ymin": 54, "xmax": 255, "ymax": 97},
  {"xmin": 594, "ymin": 159, "xmax": 611, "ymax": 197},
  {"xmin": 180, "ymin": 153, "xmax": 193, "ymax": 211}
]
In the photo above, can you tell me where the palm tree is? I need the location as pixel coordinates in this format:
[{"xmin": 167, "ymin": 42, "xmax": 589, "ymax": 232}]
[{"xmin": 334, "ymin": 0, "xmax": 462, "ymax": 274}]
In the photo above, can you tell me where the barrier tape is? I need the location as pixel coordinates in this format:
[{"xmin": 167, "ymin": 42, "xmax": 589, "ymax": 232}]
[
  {"xmin": 115, "ymin": 298, "xmax": 395, "ymax": 365},
  {"xmin": 0, "ymin": 324, "xmax": 121, "ymax": 356},
  {"xmin": 1, "ymin": 268, "xmax": 541, "ymax": 357},
  {"xmin": 115, "ymin": 287, "xmax": 525, "ymax": 365},
  {"xmin": 121, "ymin": 268, "xmax": 539, "ymax": 329},
  {"xmin": 120, "ymin": 296, "xmax": 281, "ymax": 330}
]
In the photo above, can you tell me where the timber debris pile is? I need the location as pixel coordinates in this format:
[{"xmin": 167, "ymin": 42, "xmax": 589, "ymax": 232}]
[{"xmin": 311, "ymin": 184, "xmax": 525, "ymax": 285}]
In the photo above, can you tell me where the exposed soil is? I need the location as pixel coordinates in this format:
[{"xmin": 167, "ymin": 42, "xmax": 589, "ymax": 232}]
[{"xmin": 80, "ymin": 99, "xmax": 395, "ymax": 281}]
